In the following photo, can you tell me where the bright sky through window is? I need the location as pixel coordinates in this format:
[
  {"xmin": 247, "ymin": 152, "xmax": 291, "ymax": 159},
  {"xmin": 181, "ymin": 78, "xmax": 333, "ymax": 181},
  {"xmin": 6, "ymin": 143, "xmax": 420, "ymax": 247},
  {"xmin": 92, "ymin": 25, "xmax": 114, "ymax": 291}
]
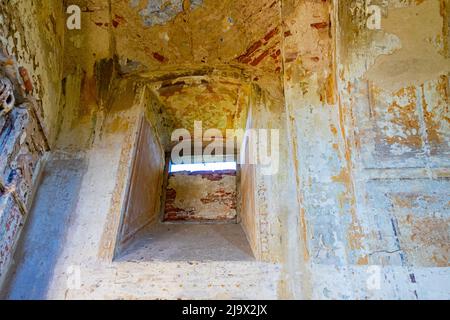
[{"xmin": 170, "ymin": 162, "xmax": 237, "ymax": 173}]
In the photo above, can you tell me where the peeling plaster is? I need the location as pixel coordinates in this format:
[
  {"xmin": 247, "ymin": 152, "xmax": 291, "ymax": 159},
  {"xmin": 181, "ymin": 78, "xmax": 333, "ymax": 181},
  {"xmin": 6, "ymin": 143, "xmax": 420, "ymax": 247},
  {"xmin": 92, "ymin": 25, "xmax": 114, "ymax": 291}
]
[{"xmin": 365, "ymin": 1, "xmax": 450, "ymax": 91}]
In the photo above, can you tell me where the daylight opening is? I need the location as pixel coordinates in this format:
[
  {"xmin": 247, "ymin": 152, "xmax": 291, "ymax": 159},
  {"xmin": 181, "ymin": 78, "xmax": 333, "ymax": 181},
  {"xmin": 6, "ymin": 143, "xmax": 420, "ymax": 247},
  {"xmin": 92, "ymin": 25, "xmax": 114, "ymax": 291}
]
[{"xmin": 169, "ymin": 161, "xmax": 237, "ymax": 173}]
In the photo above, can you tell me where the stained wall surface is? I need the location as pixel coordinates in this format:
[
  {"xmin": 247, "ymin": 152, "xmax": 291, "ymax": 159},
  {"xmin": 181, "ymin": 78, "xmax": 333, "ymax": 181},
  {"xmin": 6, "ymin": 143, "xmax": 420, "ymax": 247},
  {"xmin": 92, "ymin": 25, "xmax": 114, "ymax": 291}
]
[
  {"xmin": 0, "ymin": 0, "xmax": 64, "ymax": 288},
  {"xmin": 240, "ymin": 159, "xmax": 259, "ymax": 258},
  {"xmin": 164, "ymin": 171, "xmax": 237, "ymax": 222},
  {"xmin": 279, "ymin": 0, "xmax": 449, "ymax": 299},
  {"xmin": 0, "ymin": 0, "xmax": 65, "ymax": 144},
  {"xmin": 337, "ymin": 0, "xmax": 449, "ymax": 269}
]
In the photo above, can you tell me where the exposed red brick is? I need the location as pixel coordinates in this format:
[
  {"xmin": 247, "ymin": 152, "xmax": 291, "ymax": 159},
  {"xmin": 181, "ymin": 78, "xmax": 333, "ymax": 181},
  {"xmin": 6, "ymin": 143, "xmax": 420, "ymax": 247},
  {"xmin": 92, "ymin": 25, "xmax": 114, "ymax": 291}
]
[
  {"xmin": 263, "ymin": 27, "xmax": 279, "ymax": 42},
  {"xmin": 236, "ymin": 40, "xmax": 263, "ymax": 64},
  {"xmin": 250, "ymin": 49, "xmax": 271, "ymax": 66},
  {"xmin": 310, "ymin": 21, "xmax": 329, "ymax": 29},
  {"xmin": 19, "ymin": 67, "xmax": 32, "ymax": 93},
  {"xmin": 152, "ymin": 52, "xmax": 168, "ymax": 63},
  {"xmin": 112, "ymin": 14, "xmax": 126, "ymax": 28}
]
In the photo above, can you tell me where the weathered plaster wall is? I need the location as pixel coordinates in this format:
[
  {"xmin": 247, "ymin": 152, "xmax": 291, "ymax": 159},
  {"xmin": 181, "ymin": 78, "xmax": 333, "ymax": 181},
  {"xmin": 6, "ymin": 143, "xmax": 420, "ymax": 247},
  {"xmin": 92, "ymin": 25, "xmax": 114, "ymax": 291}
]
[
  {"xmin": 150, "ymin": 77, "xmax": 251, "ymax": 137},
  {"xmin": 0, "ymin": 0, "xmax": 64, "ymax": 288},
  {"xmin": 245, "ymin": 85, "xmax": 291, "ymax": 282},
  {"xmin": 238, "ymin": 83, "xmax": 291, "ymax": 268},
  {"xmin": 57, "ymin": 0, "xmax": 114, "ymax": 152},
  {"xmin": 0, "ymin": 0, "xmax": 65, "ymax": 144},
  {"xmin": 117, "ymin": 117, "xmax": 165, "ymax": 251},
  {"xmin": 239, "ymin": 155, "xmax": 259, "ymax": 257},
  {"xmin": 335, "ymin": 0, "xmax": 449, "ymax": 274},
  {"xmin": 280, "ymin": 0, "xmax": 343, "ymax": 298},
  {"xmin": 96, "ymin": 81, "xmax": 149, "ymax": 262},
  {"xmin": 280, "ymin": 0, "xmax": 449, "ymax": 299},
  {"xmin": 164, "ymin": 171, "xmax": 237, "ymax": 222}
]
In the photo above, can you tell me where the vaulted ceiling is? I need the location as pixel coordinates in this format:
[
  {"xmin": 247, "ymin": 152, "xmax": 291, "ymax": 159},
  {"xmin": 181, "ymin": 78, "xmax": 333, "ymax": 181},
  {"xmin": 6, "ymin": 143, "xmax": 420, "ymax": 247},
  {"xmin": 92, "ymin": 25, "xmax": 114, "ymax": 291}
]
[
  {"xmin": 111, "ymin": 0, "xmax": 283, "ymax": 76},
  {"xmin": 149, "ymin": 76, "xmax": 251, "ymax": 136},
  {"xmin": 101, "ymin": 0, "xmax": 284, "ymax": 135}
]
